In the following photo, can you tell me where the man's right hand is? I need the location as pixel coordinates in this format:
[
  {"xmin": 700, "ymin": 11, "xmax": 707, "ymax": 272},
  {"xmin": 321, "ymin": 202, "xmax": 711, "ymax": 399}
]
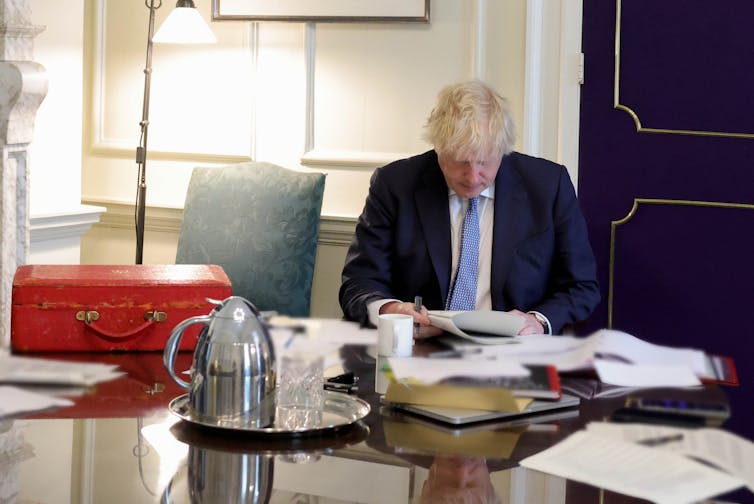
[{"xmin": 379, "ymin": 301, "xmax": 442, "ymax": 339}]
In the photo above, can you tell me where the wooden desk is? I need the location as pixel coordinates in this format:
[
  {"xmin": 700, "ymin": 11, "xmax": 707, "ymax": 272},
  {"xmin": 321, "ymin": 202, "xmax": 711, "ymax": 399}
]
[{"xmin": 3, "ymin": 345, "xmax": 749, "ymax": 503}]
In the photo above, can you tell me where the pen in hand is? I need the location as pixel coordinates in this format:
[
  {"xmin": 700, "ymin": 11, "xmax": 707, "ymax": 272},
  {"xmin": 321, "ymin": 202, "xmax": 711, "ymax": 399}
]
[{"xmin": 413, "ymin": 295, "xmax": 422, "ymax": 339}]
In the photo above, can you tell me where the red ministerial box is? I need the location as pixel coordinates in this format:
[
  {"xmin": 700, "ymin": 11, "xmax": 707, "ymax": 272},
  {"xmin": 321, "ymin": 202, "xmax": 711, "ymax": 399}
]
[{"xmin": 11, "ymin": 264, "xmax": 232, "ymax": 352}]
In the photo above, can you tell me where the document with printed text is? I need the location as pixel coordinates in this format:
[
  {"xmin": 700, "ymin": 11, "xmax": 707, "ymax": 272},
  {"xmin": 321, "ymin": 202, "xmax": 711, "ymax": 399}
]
[{"xmin": 520, "ymin": 430, "xmax": 743, "ymax": 504}]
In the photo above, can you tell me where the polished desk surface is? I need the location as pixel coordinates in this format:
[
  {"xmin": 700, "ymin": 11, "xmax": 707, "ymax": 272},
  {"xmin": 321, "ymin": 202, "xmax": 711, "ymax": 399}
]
[{"xmin": 4, "ymin": 341, "xmax": 751, "ymax": 504}]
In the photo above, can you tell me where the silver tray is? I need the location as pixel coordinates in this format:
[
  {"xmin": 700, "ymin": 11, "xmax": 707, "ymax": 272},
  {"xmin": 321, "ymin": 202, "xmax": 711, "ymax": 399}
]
[{"xmin": 168, "ymin": 392, "xmax": 370, "ymax": 437}]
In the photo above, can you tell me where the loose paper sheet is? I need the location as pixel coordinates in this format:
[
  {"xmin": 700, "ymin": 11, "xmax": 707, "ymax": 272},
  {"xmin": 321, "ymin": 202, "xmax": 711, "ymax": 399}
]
[
  {"xmin": 520, "ymin": 430, "xmax": 743, "ymax": 504},
  {"xmin": 595, "ymin": 330, "xmax": 707, "ymax": 375},
  {"xmin": 269, "ymin": 317, "xmax": 377, "ymax": 346},
  {"xmin": 269, "ymin": 318, "xmax": 375, "ymax": 371},
  {"xmin": 586, "ymin": 422, "xmax": 754, "ymax": 492},
  {"xmin": 593, "ymin": 359, "xmax": 701, "ymax": 388},
  {"xmin": 440, "ymin": 334, "xmax": 599, "ymax": 370}
]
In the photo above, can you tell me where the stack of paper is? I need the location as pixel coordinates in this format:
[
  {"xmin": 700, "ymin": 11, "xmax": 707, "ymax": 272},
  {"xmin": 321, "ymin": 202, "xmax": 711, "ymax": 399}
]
[{"xmin": 441, "ymin": 329, "xmax": 731, "ymax": 390}]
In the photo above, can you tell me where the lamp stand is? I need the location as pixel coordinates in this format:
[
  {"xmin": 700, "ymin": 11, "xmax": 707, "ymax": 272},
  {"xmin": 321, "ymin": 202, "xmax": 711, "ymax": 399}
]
[{"xmin": 135, "ymin": 0, "xmax": 161, "ymax": 264}]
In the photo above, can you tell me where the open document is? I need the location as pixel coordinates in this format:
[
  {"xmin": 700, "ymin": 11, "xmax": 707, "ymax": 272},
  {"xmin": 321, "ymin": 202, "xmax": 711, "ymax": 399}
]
[{"xmin": 428, "ymin": 310, "xmax": 525, "ymax": 343}]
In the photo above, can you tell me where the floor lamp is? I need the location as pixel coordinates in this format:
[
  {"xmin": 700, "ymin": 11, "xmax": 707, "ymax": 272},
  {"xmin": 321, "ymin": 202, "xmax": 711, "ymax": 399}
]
[{"xmin": 135, "ymin": 0, "xmax": 216, "ymax": 264}]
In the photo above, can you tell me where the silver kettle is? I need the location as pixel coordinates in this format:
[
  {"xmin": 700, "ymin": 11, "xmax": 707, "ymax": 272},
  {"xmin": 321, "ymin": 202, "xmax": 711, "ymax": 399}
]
[
  {"xmin": 163, "ymin": 296, "xmax": 276, "ymax": 428},
  {"xmin": 162, "ymin": 445, "xmax": 274, "ymax": 504}
]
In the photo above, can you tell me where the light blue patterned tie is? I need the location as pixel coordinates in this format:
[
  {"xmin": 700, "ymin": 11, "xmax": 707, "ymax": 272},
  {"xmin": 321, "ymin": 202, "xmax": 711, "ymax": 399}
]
[{"xmin": 446, "ymin": 196, "xmax": 479, "ymax": 311}]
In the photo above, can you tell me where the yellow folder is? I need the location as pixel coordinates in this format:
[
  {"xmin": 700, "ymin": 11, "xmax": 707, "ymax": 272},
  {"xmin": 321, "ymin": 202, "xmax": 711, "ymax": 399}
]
[{"xmin": 384, "ymin": 382, "xmax": 533, "ymax": 412}]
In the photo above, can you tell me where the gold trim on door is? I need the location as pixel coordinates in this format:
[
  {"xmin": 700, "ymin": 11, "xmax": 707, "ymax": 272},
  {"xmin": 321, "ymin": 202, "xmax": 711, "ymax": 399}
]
[
  {"xmin": 608, "ymin": 198, "xmax": 754, "ymax": 328},
  {"xmin": 613, "ymin": 0, "xmax": 754, "ymax": 139}
]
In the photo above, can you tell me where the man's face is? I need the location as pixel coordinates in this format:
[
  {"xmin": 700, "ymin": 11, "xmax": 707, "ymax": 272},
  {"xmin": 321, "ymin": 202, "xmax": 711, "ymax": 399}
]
[
  {"xmin": 421, "ymin": 455, "xmax": 496, "ymax": 503},
  {"xmin": 437, "ymin": 152, "xmax": 503, "ymax": 199}
]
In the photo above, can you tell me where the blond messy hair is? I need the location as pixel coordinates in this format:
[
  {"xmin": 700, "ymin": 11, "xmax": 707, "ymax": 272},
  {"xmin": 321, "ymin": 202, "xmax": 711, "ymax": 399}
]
[{"xmin": 422, "ymin": 80, "xmax": 516, "ymax": 161}]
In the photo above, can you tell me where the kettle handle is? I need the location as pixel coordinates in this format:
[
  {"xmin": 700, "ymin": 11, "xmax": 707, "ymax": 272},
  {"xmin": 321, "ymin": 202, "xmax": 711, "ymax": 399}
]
[{"xmin": 163, "ymin": 315, "xmax": 211, "ymax": 390}]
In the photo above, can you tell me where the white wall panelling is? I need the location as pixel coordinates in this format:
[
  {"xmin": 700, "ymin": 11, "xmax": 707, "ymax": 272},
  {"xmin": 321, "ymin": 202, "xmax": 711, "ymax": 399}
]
[
  {"xmin": 523, "ymin": 0, "xmax": 545, "ymax": 158},
  {"xmin": 83, "ymin": 0, "xmax": 539, "ymax": 220},
  {"xmin": 84, "ymin": 0, "xmax": 254, "ymax": 213},
  {"xmin": 523, "ymin": 0, "xmax": 583, "ymax": 184},
  {"xmin": 471, "ymin": 0, "xmax": 487, "ymax": 80},
  {"xmin": 79, "ymin": 0, "xmax": 582, "ymax": 317},
  {"xmin": 29, "ymin": 206, "xmax": 105, "ymax": 264}
]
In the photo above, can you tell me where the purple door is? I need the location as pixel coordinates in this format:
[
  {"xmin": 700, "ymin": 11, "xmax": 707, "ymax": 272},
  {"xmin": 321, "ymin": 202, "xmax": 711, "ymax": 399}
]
[{"xmin": 578, "ymin": 0, "xmax": 754, "ymax": 483}]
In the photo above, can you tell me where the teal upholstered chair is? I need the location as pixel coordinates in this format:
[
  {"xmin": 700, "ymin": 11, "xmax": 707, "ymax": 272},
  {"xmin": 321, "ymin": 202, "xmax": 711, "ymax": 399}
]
[{"xmin": 176, "ymin": 162, "xmax": 326, "ymax": 317}]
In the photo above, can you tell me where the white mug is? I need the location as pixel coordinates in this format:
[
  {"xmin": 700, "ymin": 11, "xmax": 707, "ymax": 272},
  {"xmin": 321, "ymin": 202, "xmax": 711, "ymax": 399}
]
[{"xmin": 377, "ymin": 313, "xmax": 414, "ymax": 357}]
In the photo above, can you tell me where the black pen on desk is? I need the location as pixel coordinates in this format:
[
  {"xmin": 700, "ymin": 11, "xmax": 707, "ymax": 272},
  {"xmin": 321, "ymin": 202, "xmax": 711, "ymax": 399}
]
[
  {"xmin": 413, "ymin": 295, "xmax": 422, "ymax": 339},
  {"xmin": 636, "ymin": 433, "xmax": 684, "ymax": 447}
]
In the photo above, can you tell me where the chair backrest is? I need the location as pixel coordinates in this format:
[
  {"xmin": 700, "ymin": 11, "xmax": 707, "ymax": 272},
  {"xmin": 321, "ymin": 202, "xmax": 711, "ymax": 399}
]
[{"xmin": 176, "ymin": 162, "xmax": 326, "ymax": 317}]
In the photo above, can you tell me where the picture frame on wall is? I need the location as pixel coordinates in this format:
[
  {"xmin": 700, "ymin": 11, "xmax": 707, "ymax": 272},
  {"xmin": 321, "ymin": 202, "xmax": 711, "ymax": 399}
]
[{"xmin": 211, "ymin": 0, "xmax": 430, "ymax": 22}]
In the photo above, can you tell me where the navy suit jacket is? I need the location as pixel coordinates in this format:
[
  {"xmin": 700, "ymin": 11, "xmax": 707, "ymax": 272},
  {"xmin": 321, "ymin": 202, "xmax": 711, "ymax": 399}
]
[{"xmin": 339, "ymin": 150, "xmax": 600, "ymax": 334}]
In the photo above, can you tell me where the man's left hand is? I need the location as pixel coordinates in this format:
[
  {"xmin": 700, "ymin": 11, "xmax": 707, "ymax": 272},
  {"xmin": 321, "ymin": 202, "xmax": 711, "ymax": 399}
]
[{"xmin": 510, "ymin": 309, "xmax": 545, "ymax": 336}]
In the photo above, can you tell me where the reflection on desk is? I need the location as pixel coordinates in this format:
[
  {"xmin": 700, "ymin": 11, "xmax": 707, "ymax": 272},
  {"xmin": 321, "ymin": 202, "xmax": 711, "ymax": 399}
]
[{"xmin": 2, "ymin": 345, "xmax": 751, "ymax": 504}]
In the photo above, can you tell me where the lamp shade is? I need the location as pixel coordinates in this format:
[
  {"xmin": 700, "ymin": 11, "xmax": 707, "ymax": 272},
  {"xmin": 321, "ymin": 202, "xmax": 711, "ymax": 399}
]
[{"xmin": 153, "ymin": 1, "xmax": 217, "ymax": 44}]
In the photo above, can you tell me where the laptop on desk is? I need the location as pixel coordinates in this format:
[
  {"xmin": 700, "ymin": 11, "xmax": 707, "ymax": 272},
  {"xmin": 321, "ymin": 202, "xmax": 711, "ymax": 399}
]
[{"xmin": 382, "ymin": 393, "xmax": 580, "ymax": 426}]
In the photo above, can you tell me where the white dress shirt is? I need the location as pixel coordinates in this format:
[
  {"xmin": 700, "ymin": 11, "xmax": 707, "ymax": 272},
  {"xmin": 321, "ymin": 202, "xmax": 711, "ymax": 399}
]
[
  {"xmin": 448, "ymin": 186, "xmax": 494, "ymax": 310},
  {"xmin": 367, "ymin": 185, "xmax": 551, "ymax": 334}
]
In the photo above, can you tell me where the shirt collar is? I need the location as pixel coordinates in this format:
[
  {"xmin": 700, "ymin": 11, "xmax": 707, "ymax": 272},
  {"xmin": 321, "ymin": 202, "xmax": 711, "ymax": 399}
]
[{"xmin": 448, "ymin": 185, "xmax": 495, "ymax": 200}]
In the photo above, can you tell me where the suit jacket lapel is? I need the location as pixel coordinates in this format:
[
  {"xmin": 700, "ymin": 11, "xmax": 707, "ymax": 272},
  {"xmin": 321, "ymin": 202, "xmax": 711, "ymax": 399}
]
[
  {"xmin": 491, "ymin": 155, "xmax": 525, "ymax": 309},
  {"xmin": 416, "ymin": 165, "xmax": 452, "ymax": 302}
]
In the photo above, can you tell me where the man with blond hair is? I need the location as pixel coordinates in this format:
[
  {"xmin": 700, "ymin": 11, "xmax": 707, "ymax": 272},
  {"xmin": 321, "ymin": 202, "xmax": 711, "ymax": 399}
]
[{"xmin": 340, "ymin": 80, "xmax": 599, "ymax": 336}]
